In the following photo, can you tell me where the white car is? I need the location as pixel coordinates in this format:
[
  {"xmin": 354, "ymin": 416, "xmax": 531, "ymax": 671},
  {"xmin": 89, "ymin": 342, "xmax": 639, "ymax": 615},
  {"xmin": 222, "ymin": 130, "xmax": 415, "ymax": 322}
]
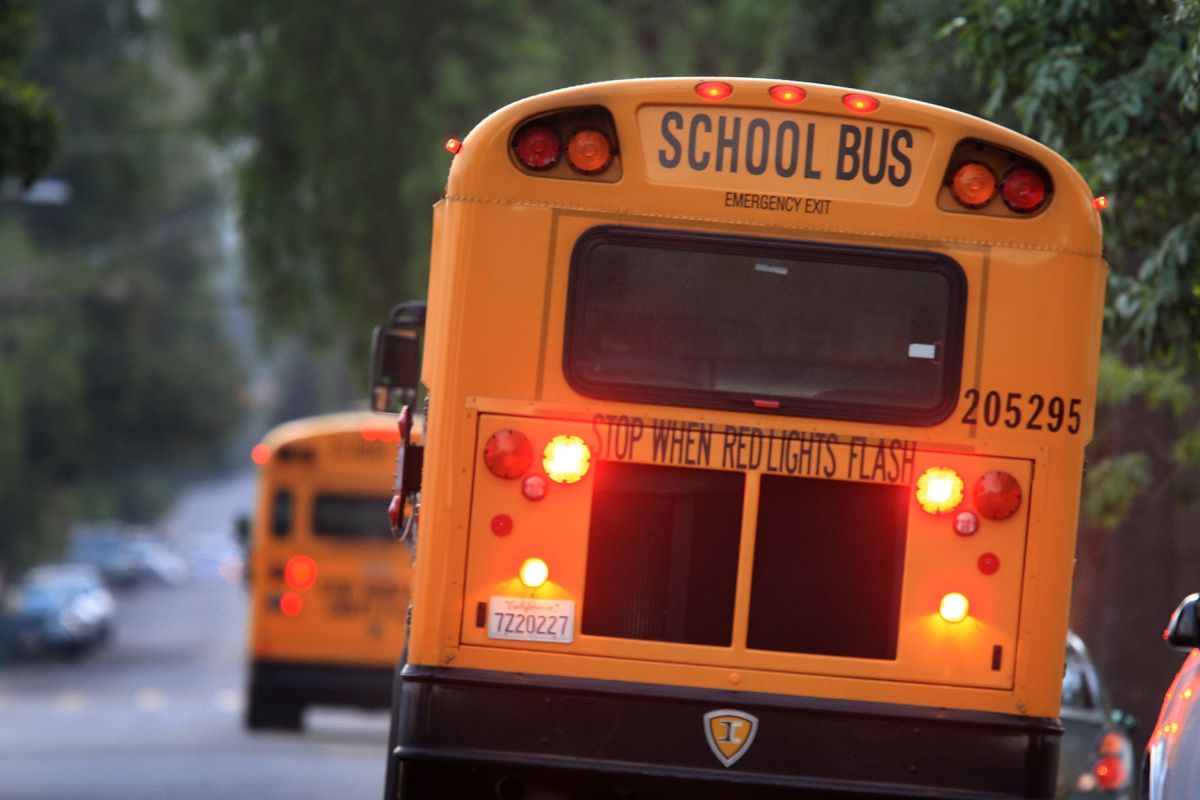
[{"xmin": 1142, "ymin": 593, "xmax": 1200, "ymax": 799}]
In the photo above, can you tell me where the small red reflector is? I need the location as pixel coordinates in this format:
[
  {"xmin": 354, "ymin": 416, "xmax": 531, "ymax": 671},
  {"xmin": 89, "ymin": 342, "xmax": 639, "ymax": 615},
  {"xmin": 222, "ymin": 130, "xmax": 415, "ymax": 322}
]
[
  {"xmin": 490, "ymin": 514, "xmax": 513, "ymax": 537},
  {"xmin": 752, "ymin": 399, "xmax": 781, "ymax": 409},
  {"xmin": 1092, "ymin": 196, "xmax": 1109, "ymax": 210},
  {"xmin": 251, "ymin": 443, "xmax": 271, "ymax": 465},
  {"xmin": 484, "ymin": 429, "xmax": 534, "ymax": 479},
  {"xmin": 843, "ymin": 93, "xmax": 879, "ymax": 113},
  {"xmin": 279, "ymin": 592, "xmax": 303, "ymax": 616},
  {"xmin": 445, "ymin": 138, "xmax": 463, "ymax": 154},
  {"xmin": 514, "ymin": 125, "xmax": 561, "ymax": 170},
  {"xmin": 388, "ymin": 494, "xmax": 403, "ymax": 529},
  {"xmin": 973, "ymin": 471, "xmax": 1022, "ymax": 520},
  {"xmin": 950, "ymin": 162, "xmax": 997, "ymax": 209},
  {"xmin": 769, "ymin": 85, "xmax": 806, "ymax": 105},
  {"xmin": 566, "ymin": 129, "xmax": 612, "ymax": 174},
  {"xmin": 695, "ymin": 81, "xmax": 733, "ymax": 101},
  {"xmin": 1001, "ymin": 167, "xmax": 1048, "ymax": 213},
  {"xmin": 978, "ymin": 552, "xmax": 1000, "ymax": 575},
  {"xmin": 284, "ymin": 555, "xmax": 317, "ymax": 591}
]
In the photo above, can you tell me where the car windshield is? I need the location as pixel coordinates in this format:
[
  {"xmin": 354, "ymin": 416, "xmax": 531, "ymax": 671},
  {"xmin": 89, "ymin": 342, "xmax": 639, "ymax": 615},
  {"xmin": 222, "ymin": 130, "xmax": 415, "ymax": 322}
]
[{"xmin": 20, "ymin": 584, "xmax": 79, "ymax": 611}]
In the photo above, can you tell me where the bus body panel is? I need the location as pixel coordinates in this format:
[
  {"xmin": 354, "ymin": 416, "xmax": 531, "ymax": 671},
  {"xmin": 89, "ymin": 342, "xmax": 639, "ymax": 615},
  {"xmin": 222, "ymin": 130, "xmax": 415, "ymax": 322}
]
[{"xmin": 393, "ymin": 78, "xmax": 1105, "ymax": 798}]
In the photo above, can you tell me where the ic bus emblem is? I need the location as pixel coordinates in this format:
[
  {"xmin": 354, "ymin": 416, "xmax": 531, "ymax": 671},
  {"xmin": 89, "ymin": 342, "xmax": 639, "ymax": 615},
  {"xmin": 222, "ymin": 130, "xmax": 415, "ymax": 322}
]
[{"xmin": 703, "ymin": 709, "xmax": 758, "ymax": 767}]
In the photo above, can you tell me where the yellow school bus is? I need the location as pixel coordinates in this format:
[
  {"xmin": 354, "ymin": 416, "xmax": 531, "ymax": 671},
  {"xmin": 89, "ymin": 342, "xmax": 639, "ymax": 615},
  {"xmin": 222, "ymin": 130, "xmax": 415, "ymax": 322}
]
[
  {"xmin": 378, "ymin": 78, "xmax": 1106, "ymax": 798},
  {"xmin": 244, "ymin": 412, "xmax": 410, "ymax": 731}
]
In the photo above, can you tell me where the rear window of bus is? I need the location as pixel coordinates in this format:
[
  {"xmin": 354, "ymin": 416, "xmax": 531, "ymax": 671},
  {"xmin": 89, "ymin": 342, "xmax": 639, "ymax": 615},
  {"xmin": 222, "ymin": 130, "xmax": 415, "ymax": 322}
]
[
  {"xmin": 312, "ymin": 494, "xmax": 392, "ymax": 540},
  {"xmin": 565, "ymin": 227, "xmax": 966, "ymax": 425}
]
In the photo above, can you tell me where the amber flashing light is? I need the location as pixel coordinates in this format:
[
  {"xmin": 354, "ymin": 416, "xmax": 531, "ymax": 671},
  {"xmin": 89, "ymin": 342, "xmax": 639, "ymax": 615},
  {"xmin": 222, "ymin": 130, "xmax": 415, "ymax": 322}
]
[{"xmin": 916, "ymin": 467, "xmax": 964, "ymax": 514}]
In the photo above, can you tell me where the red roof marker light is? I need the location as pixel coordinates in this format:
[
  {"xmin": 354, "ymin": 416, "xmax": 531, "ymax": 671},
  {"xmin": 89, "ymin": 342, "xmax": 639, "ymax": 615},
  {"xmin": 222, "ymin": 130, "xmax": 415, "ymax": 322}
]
[
  {"xmin": 843, "ymin": 93, "xmax": 879, "ymax": 113},
  {"xmin": 696, "ymin": 81, "xmax": 733, "ymax": 101},
  {"xmin": 769, "ymin": 85, "xmax": 806, "ymax": 105}
]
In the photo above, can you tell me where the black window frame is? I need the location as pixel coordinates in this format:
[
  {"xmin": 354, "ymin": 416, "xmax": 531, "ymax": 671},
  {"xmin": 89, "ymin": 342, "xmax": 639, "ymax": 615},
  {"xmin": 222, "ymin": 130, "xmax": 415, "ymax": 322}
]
[{"xmin": 564, "ymin": 226, "xmax": 967, "ymax": 426}]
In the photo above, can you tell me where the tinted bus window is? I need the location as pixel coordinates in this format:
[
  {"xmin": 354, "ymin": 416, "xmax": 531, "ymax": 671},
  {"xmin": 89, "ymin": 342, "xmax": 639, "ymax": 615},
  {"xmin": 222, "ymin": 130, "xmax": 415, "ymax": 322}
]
[
  {"xmin": 312, "ymin": 494, "xmax": 392, "ymax": 540},
  {"xmin": 271, "ymin": 490, "xmax": 293, "ymax": 538},
  {"xmin": 566, "ymin": 228, "xmax": 966, "ymax": 425}
]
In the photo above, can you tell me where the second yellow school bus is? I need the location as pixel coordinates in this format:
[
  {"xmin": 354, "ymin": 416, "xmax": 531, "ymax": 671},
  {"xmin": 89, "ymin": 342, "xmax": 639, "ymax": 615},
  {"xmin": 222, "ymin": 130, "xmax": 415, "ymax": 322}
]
[
  {"xmin": 382, "ymin": 78, "xmax": 1106, "ymax": 798},
  {"xmin": 245, "ymin": 412, "xmax": 410, "ymax": 731}
]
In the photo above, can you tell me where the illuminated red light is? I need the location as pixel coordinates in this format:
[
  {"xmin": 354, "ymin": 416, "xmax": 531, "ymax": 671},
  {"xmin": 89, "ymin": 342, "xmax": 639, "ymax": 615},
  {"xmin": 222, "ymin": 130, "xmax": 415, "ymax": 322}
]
[
  {"xmin": 843, "ymin": 93, "xmax": 879, "ymax": 113},
  {"xmin": 1092, "ymin": 196, "xmax": 1109, "ymax": 210},
  {"xmin": 950, "ymin": 162, "xmax": 997, "ymax": 209},
  {"xmin": 445, "ymin": 138, "xmax": 463, "ymax": 154},
  {"xmin": 768, "ymin": 85, "xmax": 806, "ymax": 105},
  {"xmin": 251, "ymin": 443, "xmax": 271, "ymax": 465},
  {"xmin": 279, "ymin": 592, "xmax": 303, "ymax": 616},
  {"xmin": 695, "ymin": 81, "xmax": 733, "ymax": 101},
  {"xmin": 284, "ymin": 555, "xmax": 317, "ymax": 591}
]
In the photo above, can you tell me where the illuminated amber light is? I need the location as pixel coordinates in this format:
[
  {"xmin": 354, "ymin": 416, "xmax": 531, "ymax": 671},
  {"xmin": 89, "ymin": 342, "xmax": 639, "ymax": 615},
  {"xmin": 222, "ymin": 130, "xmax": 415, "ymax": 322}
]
[
  {"xmin": 543, "ymin": 435, "xmax": 591, "ymax": 484},
  {"xmin": 1184, "ymin": 688, "xmax": 1194, "ymax": 700},
  {"xmin": 285, "ymin": 555, "xmax": 317, "ymax": 591},
  {"xmin": 519, "ymin": 557, "xmax": 549, "ymax": 589},
  {"xmin": 939, "ymin": 592, "xmax": 970, "ymax": 623},
  {"xmin": 566, "ymin": 129, "xmax": 612, "ymax": 174},
  {"xmin": 951, "ymin": 162, "xmax": 997, "ymax": 209},
  {"xmin": 916, "ymin": 467, "xmax": 964, "ymax": 514}
]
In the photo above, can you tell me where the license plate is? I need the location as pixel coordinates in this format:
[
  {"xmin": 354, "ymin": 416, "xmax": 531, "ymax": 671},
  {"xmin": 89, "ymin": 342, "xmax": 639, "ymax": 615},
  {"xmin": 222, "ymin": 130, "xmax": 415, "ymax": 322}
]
[{"xmin": 487, "ymin": 596, "xmax": 575, "ymax": 643}]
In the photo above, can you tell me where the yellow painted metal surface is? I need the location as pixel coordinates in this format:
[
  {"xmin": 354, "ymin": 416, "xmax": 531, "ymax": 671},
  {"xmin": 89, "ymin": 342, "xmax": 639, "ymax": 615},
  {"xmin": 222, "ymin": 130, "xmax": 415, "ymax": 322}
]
[
  {"xmin": 408, "ymin": 78, "xmax": 1106, "ymax": 720},
  {"xmin": 247, "ymin": 412, "xmax": 411, "ymax": 669}
]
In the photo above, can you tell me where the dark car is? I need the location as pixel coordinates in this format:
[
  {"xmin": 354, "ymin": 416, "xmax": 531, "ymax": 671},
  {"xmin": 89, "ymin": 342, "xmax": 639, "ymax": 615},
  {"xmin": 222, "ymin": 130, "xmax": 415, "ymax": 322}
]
[
  {"xmin": 3, "ymin": 565, "xmax": 115, "ymax": 658},
  {"xmin": 1057, "ymin": 631, "xmax": 1135, "ymax": 799},
  {"xmin": 1142, "ymin": 593, "xmax": 1200, "ymax": 800},
  {"xmin": 67, "ymin": 528, "xmax": 142, "ymax": 587}
]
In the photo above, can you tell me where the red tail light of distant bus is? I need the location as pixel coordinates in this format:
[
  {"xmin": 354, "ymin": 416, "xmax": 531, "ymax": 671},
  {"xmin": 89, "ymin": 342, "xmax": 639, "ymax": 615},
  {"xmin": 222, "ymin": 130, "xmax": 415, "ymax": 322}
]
[
  {"xmin": 543, "ymin": 435, "xmax": 591, "ymax": 484},
  {"xmin": 285, "ymin": 555, "xmax": 317, "ymax": 591}
]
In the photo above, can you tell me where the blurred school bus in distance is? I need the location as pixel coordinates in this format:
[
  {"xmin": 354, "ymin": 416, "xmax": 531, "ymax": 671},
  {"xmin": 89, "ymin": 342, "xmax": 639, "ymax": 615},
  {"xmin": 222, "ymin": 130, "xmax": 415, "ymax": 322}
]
[{"xmin": 243, "ymin": 411, "xmax": 410, "ymax": 731}]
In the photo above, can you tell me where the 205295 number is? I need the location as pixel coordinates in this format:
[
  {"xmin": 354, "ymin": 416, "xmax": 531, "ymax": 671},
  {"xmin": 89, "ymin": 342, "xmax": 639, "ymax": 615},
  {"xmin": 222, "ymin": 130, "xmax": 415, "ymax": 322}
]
[{"xmin": 961, "ymin": 389, "xmax": 1082, "ymax": 434}]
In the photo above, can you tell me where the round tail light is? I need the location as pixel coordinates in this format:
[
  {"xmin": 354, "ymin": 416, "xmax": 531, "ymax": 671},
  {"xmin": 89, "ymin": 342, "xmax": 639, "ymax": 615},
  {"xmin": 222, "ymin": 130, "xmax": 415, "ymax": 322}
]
[
  {"xmin": 1001, "ymin": 167, "xmax": 1048, "ymax": 213},
  {"xmin": 566, "ymin": 129, "xmax": 612, "ymax": 174},
  {"xmin": 972, "ymin": 471, "xmax": 1022, "ymax": 520},
  {"xmin": 950, "ymin": 162, "xmax": 997, "ymax": 209},
  {"xmin": 484, "ymin": 429, "xmax": 534, "ymax": 479},
  {"xmin": 513, "ymin": 125, "xmax": 561, "ymax": 170},
  {"xmin": 284, "ymin": 555, "xmax": 317, "ymax": 591}
]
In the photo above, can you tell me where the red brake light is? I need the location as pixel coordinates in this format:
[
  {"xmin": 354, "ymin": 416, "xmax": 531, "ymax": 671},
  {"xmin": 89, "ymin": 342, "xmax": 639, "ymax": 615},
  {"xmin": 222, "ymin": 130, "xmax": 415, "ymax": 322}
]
[
  {"xmin": 769, "ymin": 85, "xmax": 806, "ymax": 105},
  {"xmin": 484, "ymin": 429, "xmax": 534, "ymax": 479},
  {"xmin": 1093, "ymin": 755, "xmax": 1128, "ymax": 791},
  {"xmin": 1001, "ymin": 167, "xmax": 1048, "ymax": 213},
  {"xmin": 514, "ymin": 125, "xmax": 561, "ymax": 170},
  {"xmin": 284, "ymin": 555, "xmax": 317, "ymax": 591},
  {"xmin": 950, "ymin": 162, "xmax": 997, "ymax": 209},
  {"xmin": 251, "ymin": 443, "xmax": 271, "ymax": 465},
  {"xmin": 566, "ymin": 129, "xmax": 612, "ymax": 174},
  {"xmin": 279, "ymin": 592, "xmax": 303, "ymax": 616},
  {"xmin": 843, "ymin": 93, "xmax": 879, "ymax": 113},
  {"xmin": 695, "ymin": 81, "xmax": 732, "ymax": 101},
  {"xmin": 972, "ymin": 471, "xmax": 1022, "ymax": 520}
]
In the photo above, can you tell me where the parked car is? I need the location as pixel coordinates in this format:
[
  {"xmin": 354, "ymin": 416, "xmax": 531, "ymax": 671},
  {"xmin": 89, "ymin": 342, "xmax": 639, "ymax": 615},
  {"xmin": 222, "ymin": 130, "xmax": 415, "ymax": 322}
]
[
  {"xmin": 127, "ymin": 535, "xmax": 189, "ymax": 586},
  {"xmin": 3, "ymin": 564, "xmax": 115, "ymax": 658},
  {"xmin": 1057, "ymin": 631, "xmax": 1135, "ymax": 799},
  {"xmin": 67, "ymin": 528, "xmax": 142, "ymax": 587},
  {"xmin": 1142, "ymin": 593, "xmax": 1200, "ymax": 800}
]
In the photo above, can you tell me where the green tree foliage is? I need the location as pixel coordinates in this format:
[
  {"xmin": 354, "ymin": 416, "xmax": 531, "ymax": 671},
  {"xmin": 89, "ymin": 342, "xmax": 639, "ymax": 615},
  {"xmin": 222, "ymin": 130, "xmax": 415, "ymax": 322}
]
[
  {"xmin": 0, "ymin": 0, "xmax": 60, "ymax": 187},
  {"xmin": 0, "ymin": 0, "xmax": 244, "ymax": 576},
  {"xmin": 168, "ymin": 0, "xmax": 956, "ymax": 360}
]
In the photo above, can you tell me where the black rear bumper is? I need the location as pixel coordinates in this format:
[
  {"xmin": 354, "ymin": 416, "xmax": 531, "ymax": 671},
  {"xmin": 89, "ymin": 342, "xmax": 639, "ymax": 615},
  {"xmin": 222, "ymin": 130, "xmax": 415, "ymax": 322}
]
[
  {"xmin": 249, "ymin": 659, "xmax": 393, "ymax": 710},
  {"xmin": 386, "ymin": 665, "xmax": 1061, "ymax": 799}
]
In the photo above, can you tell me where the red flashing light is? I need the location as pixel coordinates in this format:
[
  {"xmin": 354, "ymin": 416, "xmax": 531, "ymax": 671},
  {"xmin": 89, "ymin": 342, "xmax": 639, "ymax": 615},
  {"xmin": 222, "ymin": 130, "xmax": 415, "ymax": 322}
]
[
  {"xmin": 484, "ymin": 429, "xmax": 534, "ymax": 479},
  {"xmin": 1001, "ymin": 167, "xmax": 1048, "ymax": 213},
  {"xmin": 279, "ymin": 592, "xmax": 303, "ymax": 616},
  {"xmin": 1093, "ymin": 196, "xmax": 1109, "ymax": 210},
  {"xmin": 284, "ymin": 555, "xmax": 317, "ymax": 591},
  {"xmin": 973, "ymin": 471, "xmax": 1022, "ymax": 520},
  {"xmin": 514, "ymin": 125, "xmax": 561, "ymax": 170},
  {"xmin": 445, "ymin": 138, "xmax": 463, "ymax": 154},
  {"xmin": 695, "ymin": 81, "xmax": 733, "ymax": 101},
  {"xmin": 769, "ymin": 85, "xmax": 806, "ymax": 105},
  {"xmin": 843, "ymin": 93, "xmax": 879, "ymax": 113},
  {"xmin": 251, "ymin": 443, "xmax": 271, "ymax": 465}
]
